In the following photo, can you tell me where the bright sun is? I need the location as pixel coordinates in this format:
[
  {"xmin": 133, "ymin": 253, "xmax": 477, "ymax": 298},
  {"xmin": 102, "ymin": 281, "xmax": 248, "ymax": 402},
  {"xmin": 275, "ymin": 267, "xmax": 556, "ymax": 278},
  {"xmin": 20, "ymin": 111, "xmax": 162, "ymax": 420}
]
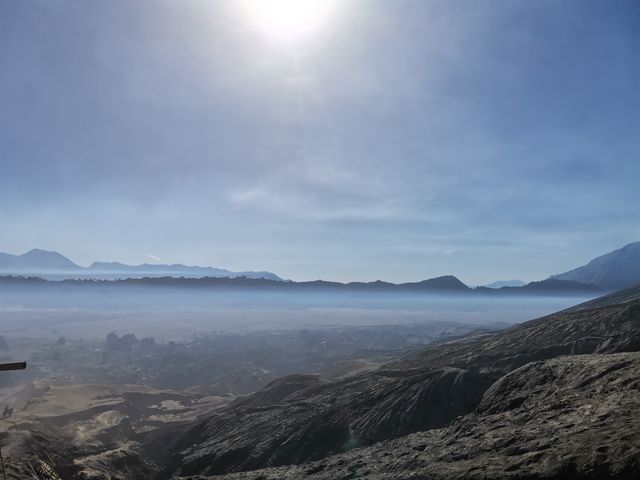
[{"xmin": 240, "ymin": 0, "xmax": 338, "ymax": 44}]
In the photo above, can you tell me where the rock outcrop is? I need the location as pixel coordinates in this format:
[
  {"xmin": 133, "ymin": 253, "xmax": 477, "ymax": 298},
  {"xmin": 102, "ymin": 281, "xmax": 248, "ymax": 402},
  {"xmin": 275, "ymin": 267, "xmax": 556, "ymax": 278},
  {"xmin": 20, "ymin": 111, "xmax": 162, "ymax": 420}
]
[
  {"xmin": 159, "ymin": 367, "xmax": 493, "ymax": 477},
  {"xmin": 195, "ymin": 352, "xmax": 640, "ymax": 480}
]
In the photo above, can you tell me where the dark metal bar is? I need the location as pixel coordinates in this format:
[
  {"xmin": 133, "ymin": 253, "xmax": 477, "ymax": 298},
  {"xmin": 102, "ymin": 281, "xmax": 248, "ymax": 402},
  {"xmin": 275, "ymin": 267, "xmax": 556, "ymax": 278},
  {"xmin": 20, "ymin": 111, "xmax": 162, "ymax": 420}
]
[{"xmin": 0, "ymin": 362, "xmax": 26, "ymax": 371}]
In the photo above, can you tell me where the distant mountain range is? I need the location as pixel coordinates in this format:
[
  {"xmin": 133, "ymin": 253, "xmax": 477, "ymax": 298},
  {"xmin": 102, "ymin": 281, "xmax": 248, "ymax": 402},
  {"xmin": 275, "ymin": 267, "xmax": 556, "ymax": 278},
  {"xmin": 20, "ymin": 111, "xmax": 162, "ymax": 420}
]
[
  {"xmin": 0, "ymin": 273, "xmax": 604, "ymax": 297},
  {"xmin": 551, "ymin": 241, "xmax": 640, "ymax": 291},
  {"xmin": 483, "ymin": 280, "xmax": 526, "ymax": 289},
  {"xmin": 0, "ymin": 249, "xmax": 283, "ymax": 281},
  {"xmin": 1, "ymin": 241, "xmax": 638, "ymax": 293},
  {"xmin": 479, "ymin": 278, "xmax": 602, "ymax": 295},
  {"xmin": 0, "ymin": 248, "xmax": 79, "ymax": 271}
]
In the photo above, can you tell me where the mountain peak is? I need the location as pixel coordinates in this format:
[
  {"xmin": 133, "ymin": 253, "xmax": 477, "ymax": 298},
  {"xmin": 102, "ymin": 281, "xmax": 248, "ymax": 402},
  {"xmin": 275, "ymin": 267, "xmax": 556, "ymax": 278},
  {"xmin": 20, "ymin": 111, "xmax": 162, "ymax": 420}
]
[
  {"xmin": 23, "ymin": 248, "xmax": 70, "ymax": 258},
  {"xmin": 404, "ymin": 275, "xmax": 470, "ymax": 290},
  {"xmin": 552, "ymin": 240, "xmax": 640, "ymax": 291},
  {"xmin": 484, "ymin": 279, "xmax": 526, "ymax": 289},
  {"xmin": 0, "ymin": 248, "xmax": 81, "ymax": 271},
  {"xmin": 25, "ymin": 248, "xmax": 53, "ymax": 254}
]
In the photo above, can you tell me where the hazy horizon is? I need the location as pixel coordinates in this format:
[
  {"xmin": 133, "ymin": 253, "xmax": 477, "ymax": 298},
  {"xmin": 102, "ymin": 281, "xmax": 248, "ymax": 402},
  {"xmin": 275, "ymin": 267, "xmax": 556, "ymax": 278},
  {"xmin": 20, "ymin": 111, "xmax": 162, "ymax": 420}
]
[{"xmin": 0, "ymin": 241, "xmax": 637, "ymax": 286}]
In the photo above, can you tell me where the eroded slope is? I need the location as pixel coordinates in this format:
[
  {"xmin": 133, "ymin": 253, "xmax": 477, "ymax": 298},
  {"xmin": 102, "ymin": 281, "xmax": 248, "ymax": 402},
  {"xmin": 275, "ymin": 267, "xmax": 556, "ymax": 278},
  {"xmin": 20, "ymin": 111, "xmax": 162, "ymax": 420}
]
[{"xmin": 194, "ymin": 352, "xmax": 640, "ymax": 480}]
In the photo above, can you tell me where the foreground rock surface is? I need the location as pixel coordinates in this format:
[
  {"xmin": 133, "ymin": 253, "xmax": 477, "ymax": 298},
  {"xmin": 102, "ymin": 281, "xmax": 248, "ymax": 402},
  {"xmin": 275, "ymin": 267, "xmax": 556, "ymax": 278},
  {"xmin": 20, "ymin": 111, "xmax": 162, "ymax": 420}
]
[
  {"xmin": 186, "ymin": 352, "xmax": 640, "ymax": 479},
  {"xmin": 159, "ymin": 367, "xmax": 492, "ymax": 477},
  {"xmin": 0, "ymin": 383, "xmax": 229, "ymax": 479}
]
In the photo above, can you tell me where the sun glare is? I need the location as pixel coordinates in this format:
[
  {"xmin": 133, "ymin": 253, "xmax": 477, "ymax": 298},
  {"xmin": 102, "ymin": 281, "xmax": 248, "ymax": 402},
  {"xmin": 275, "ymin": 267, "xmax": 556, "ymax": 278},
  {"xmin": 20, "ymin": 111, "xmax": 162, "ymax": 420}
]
[{"xmin": 240, "ymin": 0, "xmax": 338, "ymax": 44}]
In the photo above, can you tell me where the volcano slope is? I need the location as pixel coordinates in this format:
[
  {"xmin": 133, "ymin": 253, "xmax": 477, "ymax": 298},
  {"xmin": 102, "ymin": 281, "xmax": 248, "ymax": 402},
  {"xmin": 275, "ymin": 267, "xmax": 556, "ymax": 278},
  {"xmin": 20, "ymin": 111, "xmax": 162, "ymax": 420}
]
[{"xmin": 159, "ymin": 285, "xmax": 640, "ymax": 478}]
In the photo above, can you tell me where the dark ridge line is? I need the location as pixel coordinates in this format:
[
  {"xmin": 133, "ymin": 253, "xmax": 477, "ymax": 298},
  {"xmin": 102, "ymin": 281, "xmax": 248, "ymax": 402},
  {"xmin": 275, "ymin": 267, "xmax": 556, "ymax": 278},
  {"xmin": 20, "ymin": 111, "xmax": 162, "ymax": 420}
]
[{"xmin": 0, "ymin": 274, "xmax": 605, "ymax": 296}]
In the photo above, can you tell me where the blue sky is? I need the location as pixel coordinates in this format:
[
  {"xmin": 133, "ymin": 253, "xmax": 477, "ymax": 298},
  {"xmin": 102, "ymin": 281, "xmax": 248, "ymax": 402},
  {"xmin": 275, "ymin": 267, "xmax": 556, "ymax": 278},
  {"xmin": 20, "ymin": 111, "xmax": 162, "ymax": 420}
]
[{"xmin": 1, "ymin": 0, "xmax": 638, "ymax": 284}]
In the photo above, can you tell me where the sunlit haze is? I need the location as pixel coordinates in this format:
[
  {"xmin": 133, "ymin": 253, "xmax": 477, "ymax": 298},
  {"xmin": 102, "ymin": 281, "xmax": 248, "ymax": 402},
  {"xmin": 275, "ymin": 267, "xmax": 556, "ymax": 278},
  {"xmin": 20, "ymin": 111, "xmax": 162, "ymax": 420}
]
[{"xmin": 240, "ymin": 0, "xmax": 339, "ymax": 44}]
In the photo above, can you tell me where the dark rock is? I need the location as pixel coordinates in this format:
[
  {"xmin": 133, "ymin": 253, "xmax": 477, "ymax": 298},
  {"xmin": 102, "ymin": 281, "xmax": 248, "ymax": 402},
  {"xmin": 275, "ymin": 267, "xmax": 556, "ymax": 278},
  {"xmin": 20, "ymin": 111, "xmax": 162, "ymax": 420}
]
[
  {"xmin": 105, "ymin": 333, "xmax": 138, "ymax": 352},
  {"xmin": 159, "ymin": 366, "xmax": 494, "ymax": 476},
  {"xmin": 195, "ymin": 352, "xmax": 640, "ymax": 480}
]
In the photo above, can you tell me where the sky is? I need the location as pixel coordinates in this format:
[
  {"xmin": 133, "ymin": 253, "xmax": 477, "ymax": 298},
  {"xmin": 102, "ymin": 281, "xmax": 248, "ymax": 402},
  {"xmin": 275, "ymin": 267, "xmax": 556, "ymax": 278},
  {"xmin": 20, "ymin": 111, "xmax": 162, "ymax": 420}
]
[{"xmin": 1, "ymin": 0, "xmax": 639, "ymax": 284}]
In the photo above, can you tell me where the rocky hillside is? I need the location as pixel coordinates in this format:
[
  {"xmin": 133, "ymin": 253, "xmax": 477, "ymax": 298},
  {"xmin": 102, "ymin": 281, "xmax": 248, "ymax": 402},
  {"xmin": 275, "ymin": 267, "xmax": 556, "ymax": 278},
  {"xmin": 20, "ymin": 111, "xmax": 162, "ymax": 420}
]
[
  {"xmin": 157, "ymin": 368, "xmax": 492, "ymax": 477},
  {"xmin": 200, "ymin": 352, "xmax": 640, "ymax": 480},
  {"xmin": 158, "ymin": 285, "xmax": 640, "ymax": 478},
  {"xmin": 402, "ymin": 283, "xmax": 640, "ymax": 372}
]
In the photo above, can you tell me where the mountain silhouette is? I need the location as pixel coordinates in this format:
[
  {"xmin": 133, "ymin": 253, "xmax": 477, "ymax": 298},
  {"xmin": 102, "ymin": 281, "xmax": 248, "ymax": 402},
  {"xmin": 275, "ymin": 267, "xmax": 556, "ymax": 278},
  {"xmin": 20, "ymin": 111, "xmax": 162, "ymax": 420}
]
[
  {"xmin": 552, "ymin": 240, "xmax": 640, "ymax": 291},
  {"xmin": 0, "ymin": 273, "xmax": 603, "ymax": 297},
  {"xmin": 0, "ymin": 248, "xmax": 81, "ymax": 271},
  {"xmin": 484, "ymin": 279, "xmax": 525, "ymax": 288},
  {"xmin": 0, "ymin": 249, "xmax": 282, "ymax": 281},
  {"xmin": 490, "ymin": 278, "xmax": 602, "ymax": 295},
  {"xmin": 2, "ymin": 241, "xmax": 636, "ymax": 289},
  {"xmin": 87, "ymin": 261, "xmax": 283, "ymax": 281}
]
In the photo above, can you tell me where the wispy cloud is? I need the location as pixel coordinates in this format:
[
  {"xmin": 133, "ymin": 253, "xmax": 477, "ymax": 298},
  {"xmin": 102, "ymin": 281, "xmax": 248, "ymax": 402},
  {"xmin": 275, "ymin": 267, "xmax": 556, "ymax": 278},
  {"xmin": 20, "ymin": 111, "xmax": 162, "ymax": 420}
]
[{"xmin": 227, "ymin": 153, "xmax": 411, "ymax": 220}]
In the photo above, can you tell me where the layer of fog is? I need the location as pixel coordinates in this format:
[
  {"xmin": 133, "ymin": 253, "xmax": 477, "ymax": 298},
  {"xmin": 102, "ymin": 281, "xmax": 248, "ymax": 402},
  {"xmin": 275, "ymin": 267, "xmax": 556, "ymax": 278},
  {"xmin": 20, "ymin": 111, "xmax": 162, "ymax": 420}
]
[
  {"xmin": 0, "ymin": 286, "xmax": 600, "ymax": 408},
  {"xmin": 0, "ymin": 286, "xmax": 597, "ymax": 341}
]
